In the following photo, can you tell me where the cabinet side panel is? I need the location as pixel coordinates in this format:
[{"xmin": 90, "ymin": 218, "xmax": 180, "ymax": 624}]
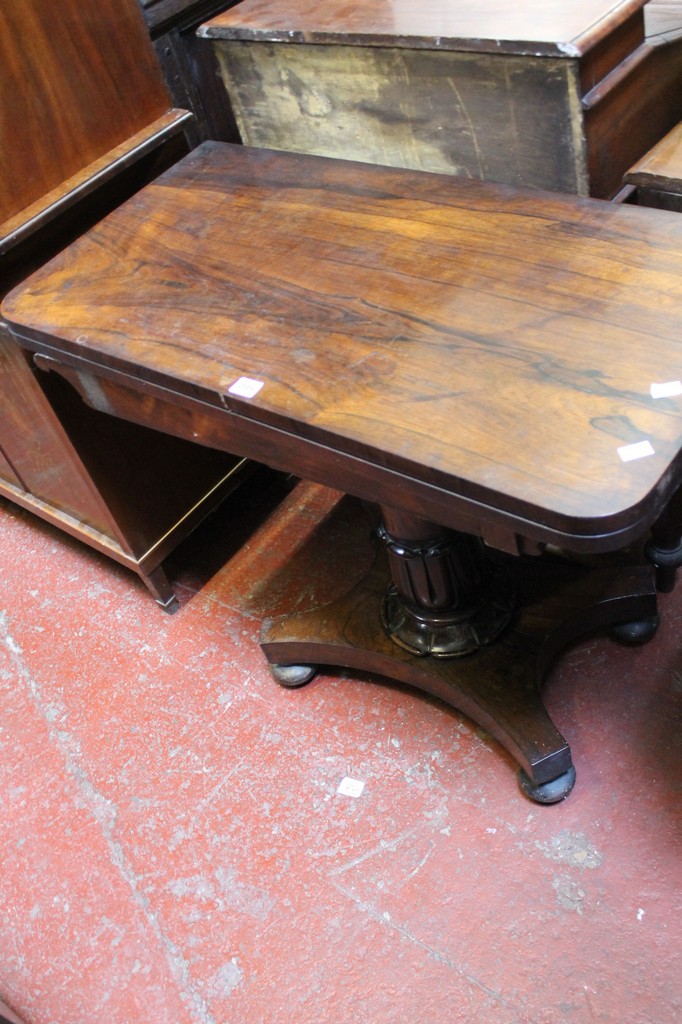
[
  {"xmin": 215, "ymin": 43, "xmax": 582, "ymax": 192},
  {"xmin": 0, "ymin": 331, "xmax": 116, "ymax": 538},
  {"xmin": 0, "ymin": 0, "xmax": 172, "ymax": 223},
  {"xmin": 0, "ymin": 446, "xmax": 22, "ymax": 488}
]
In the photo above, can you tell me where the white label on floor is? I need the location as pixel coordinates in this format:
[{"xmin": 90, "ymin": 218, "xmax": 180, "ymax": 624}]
[{"xmin": 337, "ymin": 777, "xmax": 365, "ymax": 798}]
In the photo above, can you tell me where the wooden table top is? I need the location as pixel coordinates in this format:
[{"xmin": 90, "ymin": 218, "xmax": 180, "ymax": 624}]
[
  {"xmin": 5, "ymin": 142, "xmax": 682, "ymax": 546},
  {"xmin": 200, "ymin": 0, "xmax": 646, "ymax": 57}
]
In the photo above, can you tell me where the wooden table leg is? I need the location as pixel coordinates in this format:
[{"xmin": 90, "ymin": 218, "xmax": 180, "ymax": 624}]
[
  {"xmin": 261, "ymin": 511, "xmax": 658, "ymax": 803},
  {"xmin": 647, "ymin": 481, "xmax": 682, "ymax": 593}
]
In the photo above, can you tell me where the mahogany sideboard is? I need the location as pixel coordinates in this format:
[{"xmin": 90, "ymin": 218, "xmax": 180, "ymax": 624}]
[
  {"xmin": 6, "ymin": 142, "xmax": 682, "ymax": 800},
  {"xmin": 201, "ymin": 0, "xmax": 682, "ymax": 198}
]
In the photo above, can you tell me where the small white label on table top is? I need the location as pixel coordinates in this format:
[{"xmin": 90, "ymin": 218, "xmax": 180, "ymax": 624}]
[
  {"xmin": 228, "ymin": 376, "xmax": 264, "ymax": 398},
  {"xmin": 337, "ymin": 777, "xmax": 365, "ymax": 798},
  {"xmin": 650, "ymin": 380, "xmax": 682, "ymax": 399},
  {"xmin": 618, "ymin": 440, "xmax": 655, "ymax": 463}
]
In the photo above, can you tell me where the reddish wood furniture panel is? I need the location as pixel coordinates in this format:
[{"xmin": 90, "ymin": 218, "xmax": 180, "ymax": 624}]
[{"xmin": 0, "ymin": 0, "xmax": 250, "ymax": 607}]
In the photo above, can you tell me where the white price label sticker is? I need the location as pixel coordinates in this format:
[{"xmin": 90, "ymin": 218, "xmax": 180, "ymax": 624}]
[
  {"xmin": 228, "ymin": 376, "xmax": 264, "ymax": 398},
  {"xmin": 618, "ymin": 440, "xmax": 655, "ymax": 463},
  {"xmin": 650, "ymin": 380, "xmax": 682, "ymax": 399}
]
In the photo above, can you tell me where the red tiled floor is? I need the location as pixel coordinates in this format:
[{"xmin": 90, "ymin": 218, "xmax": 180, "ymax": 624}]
[{"xmin": 0, "ymin": 474, "xmax": 680, "ymax": 1024}]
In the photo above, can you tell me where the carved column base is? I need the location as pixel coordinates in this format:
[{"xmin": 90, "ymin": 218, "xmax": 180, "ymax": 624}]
[
  {"xmin": 381, "ymin": 578, "xmax": 515, "ymax": 658},
  {"xmin": 376, "ymin": 514, "xmax": 514, "ymax": 658}
]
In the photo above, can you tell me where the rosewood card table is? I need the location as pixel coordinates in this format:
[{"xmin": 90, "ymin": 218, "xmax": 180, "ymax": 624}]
[{"xmin": 5, "ymin": 142, "xmax": 682, "ymax": 801}]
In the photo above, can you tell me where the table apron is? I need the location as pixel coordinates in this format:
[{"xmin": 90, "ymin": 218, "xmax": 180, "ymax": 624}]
[{"xmin": 26, "ymin": 343, "xmax": 661, "ymax": 556}]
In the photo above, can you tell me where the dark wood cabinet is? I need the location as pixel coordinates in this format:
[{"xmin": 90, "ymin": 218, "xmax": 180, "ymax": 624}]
[
  {"xmin": 0, "ymin": 331, "xmax": 115, "ymax": 538},
  {"xmin": 138, "ymin": 0, "xmax": 242, "ymax": 145},
  {"xmin": 0, "ymin": 0, "xmax": 250, "ymax": 608},
  {"xmin": 0, "ymin": 323, "xmax": 249, "ymax": 608},
  {"xmin": 202, "ymin": 0, "xmax": 682, "ymax": 198}
]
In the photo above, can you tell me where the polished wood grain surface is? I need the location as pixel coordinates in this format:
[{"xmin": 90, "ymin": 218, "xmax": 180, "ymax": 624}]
[
  {"xmin": 6, "ymin": 142, "xmax": 682, "ymax": 544},
  {"xmin": 201, "ymin": 0, "xmax": 646, "ymax": 55},
  {"xmin": 625, "ymin": 120, "xmax": 682, "ymax": 191},
  {"xmin": 0, "ymin": 0, "xmax": 172, "ymax": 226}
]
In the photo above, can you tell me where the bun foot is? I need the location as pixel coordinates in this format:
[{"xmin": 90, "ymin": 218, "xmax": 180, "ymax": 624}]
[
  {"xmin": 271, "ymin": 663, "xmax": 317, "ymax": 688},
  {"xmin": 612, "ymin": 615, "xmax": 659, "ymax": 646},
  {"xmin": 518, "ymin": 766, "xmax": 576, "ymax": 804}
]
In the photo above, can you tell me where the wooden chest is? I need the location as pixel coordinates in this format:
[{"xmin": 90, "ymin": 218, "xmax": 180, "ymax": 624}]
[{"xmin": 201, "ymin": 0, "xmax": 682, "ymax": 198}]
